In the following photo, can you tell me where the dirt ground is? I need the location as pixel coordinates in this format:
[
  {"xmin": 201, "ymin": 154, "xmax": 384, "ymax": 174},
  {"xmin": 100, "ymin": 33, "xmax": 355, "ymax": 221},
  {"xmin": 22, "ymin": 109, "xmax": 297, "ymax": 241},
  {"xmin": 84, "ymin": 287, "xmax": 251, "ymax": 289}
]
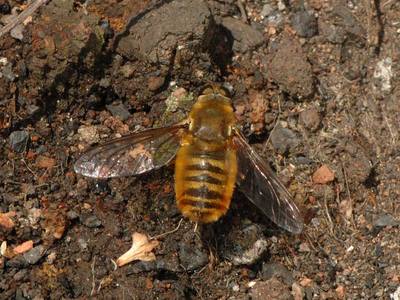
[{"xmin": 1, "ymin": 0, "xmax": 399, "ymax": 299}]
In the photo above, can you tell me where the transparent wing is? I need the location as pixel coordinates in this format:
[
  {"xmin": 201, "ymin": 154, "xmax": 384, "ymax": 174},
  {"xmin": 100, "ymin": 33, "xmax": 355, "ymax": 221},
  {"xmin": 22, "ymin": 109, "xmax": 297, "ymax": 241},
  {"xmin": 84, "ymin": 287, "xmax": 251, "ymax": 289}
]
[
  {"xmin": 233, "ymin": 130, "xmax": 303, "ymax": 234},
  {"xmin": 74, "ymin": 124, "xmax": 186, "ymax": 178}
]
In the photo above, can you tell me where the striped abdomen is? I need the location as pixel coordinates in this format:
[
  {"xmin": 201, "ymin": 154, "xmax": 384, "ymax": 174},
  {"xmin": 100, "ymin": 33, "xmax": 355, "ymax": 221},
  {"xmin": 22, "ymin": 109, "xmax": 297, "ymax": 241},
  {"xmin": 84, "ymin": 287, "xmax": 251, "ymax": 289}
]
[{"xmin": 175, "ymin": 135, "xmax": 237, "ymax": 223}]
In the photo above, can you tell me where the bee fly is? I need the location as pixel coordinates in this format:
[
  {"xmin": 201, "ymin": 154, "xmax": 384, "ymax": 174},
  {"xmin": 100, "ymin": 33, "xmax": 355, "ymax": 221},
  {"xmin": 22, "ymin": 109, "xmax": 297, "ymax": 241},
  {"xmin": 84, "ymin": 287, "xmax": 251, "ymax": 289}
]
[{"xmin": 74, "ymin": 85, "xmax": 303, "ymax": 234}]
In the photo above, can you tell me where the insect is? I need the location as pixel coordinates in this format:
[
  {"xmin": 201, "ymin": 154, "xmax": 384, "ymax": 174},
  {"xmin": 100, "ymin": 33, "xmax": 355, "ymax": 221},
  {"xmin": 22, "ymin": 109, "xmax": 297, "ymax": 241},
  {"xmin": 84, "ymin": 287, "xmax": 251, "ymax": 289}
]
[{"xmin": 74, "ymin": 85, "xmax": 303, "ymax": 234}]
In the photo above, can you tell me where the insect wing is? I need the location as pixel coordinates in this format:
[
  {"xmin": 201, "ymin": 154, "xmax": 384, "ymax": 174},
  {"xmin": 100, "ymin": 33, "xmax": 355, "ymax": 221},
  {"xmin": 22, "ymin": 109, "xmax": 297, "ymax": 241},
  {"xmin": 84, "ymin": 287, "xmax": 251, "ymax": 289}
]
[
  {"xmin": 74, "ymin": 125, "xmax": 185, "ymax": 178},
  {"xmin": 233, "ymin": 131, "xmax": 303, "ymax": 234}
]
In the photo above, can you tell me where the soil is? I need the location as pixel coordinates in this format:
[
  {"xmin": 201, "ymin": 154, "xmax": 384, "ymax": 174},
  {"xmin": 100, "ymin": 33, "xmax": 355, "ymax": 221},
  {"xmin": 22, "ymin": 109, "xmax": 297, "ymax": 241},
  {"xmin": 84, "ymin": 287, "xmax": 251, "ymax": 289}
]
[{"xmin": 1, "ymin": 0, "xmax": 400, "ymax": 299}]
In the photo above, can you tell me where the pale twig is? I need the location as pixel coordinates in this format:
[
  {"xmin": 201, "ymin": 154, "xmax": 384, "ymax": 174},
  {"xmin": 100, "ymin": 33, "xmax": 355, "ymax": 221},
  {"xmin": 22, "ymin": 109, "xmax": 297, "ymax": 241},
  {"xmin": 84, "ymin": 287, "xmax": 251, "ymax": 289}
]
[
  {"xmin": 0, "ymin": 0, "xmax": 51, "ymax": 38},
  {"xmin": 149, "ymin": 218, "xmax": 183, "ymax": 240},
  {"xmin": 323, "ymin": 189, "xmax": 334, "ymax": 235},
  {"xmin": 21, "ymin": 159, "xmax": 37, "ymax": 179},
  {"xmin": 90, "ymin": 256, "xmax": 96, "ymax": 296},
  {"xmin": 110, "ymin": 259, "xmax": 118, "ymax": 271}
]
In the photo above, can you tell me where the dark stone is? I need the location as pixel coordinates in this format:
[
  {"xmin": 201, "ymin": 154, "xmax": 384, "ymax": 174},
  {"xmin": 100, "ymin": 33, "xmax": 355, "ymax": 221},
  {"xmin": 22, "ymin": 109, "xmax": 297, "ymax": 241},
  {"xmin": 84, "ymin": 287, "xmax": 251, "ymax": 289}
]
[
  {"xmin": 0, "ymin": 2, "xmax": 11, "ymax": 14},
  {"xmin": 23, "ymin": 245, "xmax": 46, "ymax": 265},
  {"xmin": 156, "ymin": 257, "xmax": 180, "ymax": 273},
  {"xmin": 292, "ymin": 10, "xmax": 318, "ymax": 38},
  {"xmin": 9, "ymin": 130, "xmax": 29, "ymax": 152},
  {"xmin": 270, "ymin": 127, "xmax": 300, "ymax": 154},
  {"xmin": 80, "ymin": 214, "xmax": 102, "ymax": 228},
  {"xmin": 262, "ymin": 262, "xmax": 294, "ymax": 285},
  {"xmin": 116, "ymin": 0, "xmax": 214, "ymax": 65},
  {"xmin": 106, "ymin": 103, "xmax": 131, "ymax": 121},
  {"xmin": 373, "ymin": 214, "xmax": 398, "ymax": 228},
  {"xmin": 126, "ymin": 261, "xmax": 156, "ymax": 275},
  {"xmin": 179, "ymin": 243, "xmax": 208, "ymax": 271},
  {"xmin": 222, "ymin": 17, "xmax": 265, "ymax": 53}
]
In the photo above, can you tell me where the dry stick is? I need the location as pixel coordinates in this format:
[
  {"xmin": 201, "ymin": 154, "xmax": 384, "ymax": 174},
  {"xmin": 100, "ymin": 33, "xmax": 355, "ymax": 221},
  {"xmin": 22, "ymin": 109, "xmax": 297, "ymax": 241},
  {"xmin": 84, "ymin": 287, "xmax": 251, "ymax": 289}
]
[
  {"xmin": 149, "ymin": 218, "xmax": 184, "ymax": 240},
  {"xmin": 0, "ymin": 0, "xmax": 51, "ymax": 38},
  {"xmin": 90, "ymin": 256, "xmax": 97, "ymax": 296}
]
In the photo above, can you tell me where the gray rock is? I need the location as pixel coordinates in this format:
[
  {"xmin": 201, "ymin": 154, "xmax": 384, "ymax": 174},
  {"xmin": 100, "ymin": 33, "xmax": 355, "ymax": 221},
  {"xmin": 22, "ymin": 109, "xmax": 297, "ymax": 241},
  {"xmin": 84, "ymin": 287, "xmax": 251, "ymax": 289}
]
[
  {"xmin": 126, "ymin": 261, "xmax": 156, "ymax": 275},
  {"xmin": 1, "ymin": 63, "xmax": 16, "ymax": 81},
  {"xmin": 156, "ymin": 256, "xmax": 180, "ymax": 272},
  {"xmin": 222, "ymin": 17, "xmax": 265, "ymax": 53},
  {"xmin": 226, "ymin": 224, "xmax": 269, "ymax": 266},
  {"xmin": 81, "ymin": 214, "xmax": 102, "ymax": 228},
  {"xmin": 270, "ymin": 127, "xmax": 300, "ymax": 154},
  {"xmin": 9, "ymin": 130, "xmax": 29, "ymax": 152},
  {"xmin": 292, "ymin": 10, "xmax": 318, "ymax": 38},
  {"xmin": 23, "ymin": 245, "xmax": 46, "ymax": 265},
  {"xmin": 116, "ymin": 0, "xmax": 213, "ymax": 65},
  {"xmin": 26, "ymin": 104, "xmax": 40, "ymax": 115},
  {"xmin": 319, "ymin": 22, "xmax": 346, "ymax": 44},
  {"xmin": 106, "ymin": 103, "xmax": 131, "ymax": 121},
  {"xmin": 374, "ymin": 214, "xmax": 398, "ymax": 228},
  {"xmin": 179, "ymin": 243, "xmax": 208, "ymax": 271},
  {"xmin": 262, "ymin": 262, "xmax": 294, "ymax": 285},
  {"xmin": 10, "ymin": 24, "xmax": 24, "ymax": 41},
  {"xmin": 261, "ymin": 4, "xmax": 275, "ymax": 18},
  {"xmin": 66, "ymin": 210, "xmax": 79, "ymax": 220}
]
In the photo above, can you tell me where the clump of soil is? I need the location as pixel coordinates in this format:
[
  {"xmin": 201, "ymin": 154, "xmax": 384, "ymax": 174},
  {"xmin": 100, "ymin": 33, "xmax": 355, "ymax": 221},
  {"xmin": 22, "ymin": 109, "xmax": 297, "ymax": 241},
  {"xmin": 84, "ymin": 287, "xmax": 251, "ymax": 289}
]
[{"xmin": 1, "ymin": 0, "xmax": 399, "ymax": 299}]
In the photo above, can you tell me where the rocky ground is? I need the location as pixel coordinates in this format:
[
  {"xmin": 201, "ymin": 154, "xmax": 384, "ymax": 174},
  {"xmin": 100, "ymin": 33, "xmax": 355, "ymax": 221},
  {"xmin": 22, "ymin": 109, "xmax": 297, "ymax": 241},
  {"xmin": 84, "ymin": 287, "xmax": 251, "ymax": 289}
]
[{"xmin": 1, "ymin": 0, "xmax": 399, "ymax": 299}]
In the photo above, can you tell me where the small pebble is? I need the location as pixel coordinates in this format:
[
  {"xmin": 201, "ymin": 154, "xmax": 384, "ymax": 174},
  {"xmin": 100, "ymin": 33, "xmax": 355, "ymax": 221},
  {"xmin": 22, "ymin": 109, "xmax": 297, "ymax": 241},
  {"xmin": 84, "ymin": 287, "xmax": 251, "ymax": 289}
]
[
  {"xmin": 23, "ymin": 245, "xmax": 45, "ymax": 265},
  {"xmin": 270, "ymin": 127, "xmax": 300, "ymax": 154},
  {"xmin": 0, "ymin": 3, "xmax": 11, "ymax": 14},
  {"xmin": 10, "ymin": 24, "xmax": 24, "ymax": 40},
  {"xmin": 179, "ymin": 243, "xmax": 208, "ymax": 271},
  {"xmin": 261, "ymin": 4, "xmax": 275, "ymax": 18},
  {"xmin": 312, "ymin": 165, "xmax": 335, "ymax": 184},
  {"xmin": 106, "ymin": 103, "xmax": 131, "ymax": 121},
  {"xmin": 299, "ymin": 107, "xmax": 321, "ymax": 131},
  {"xmin": 262, "ymin": 262, "xmax": 294, "ymax": 285},
  {"xmin": 81, "ymin": 214, "xmax": 102, "ymax": 228},
  {"xmin": 9, "ymin": 130, "xmax": 29, "ymax": 152},
  {"xmin": 373, "ymin": 213, "xmax": 398, "ymax": 228},
  {"xmin": 78, "ymin": 125, "xmax": 100, "ymax": 145},
  {"xmin": 26, "ymin": 104, "xmax": 40, "ymax": 115},
  {"xmin": 66, "ymin": 210, "xmax": 79, "ymax": 220},
  {"xmin": 147, "ymin": 76, "xmax": 165, "ymax": 91},
  {"xmin": 292, "ymin": 10, "xmax": 318, "ymax": 38}
]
